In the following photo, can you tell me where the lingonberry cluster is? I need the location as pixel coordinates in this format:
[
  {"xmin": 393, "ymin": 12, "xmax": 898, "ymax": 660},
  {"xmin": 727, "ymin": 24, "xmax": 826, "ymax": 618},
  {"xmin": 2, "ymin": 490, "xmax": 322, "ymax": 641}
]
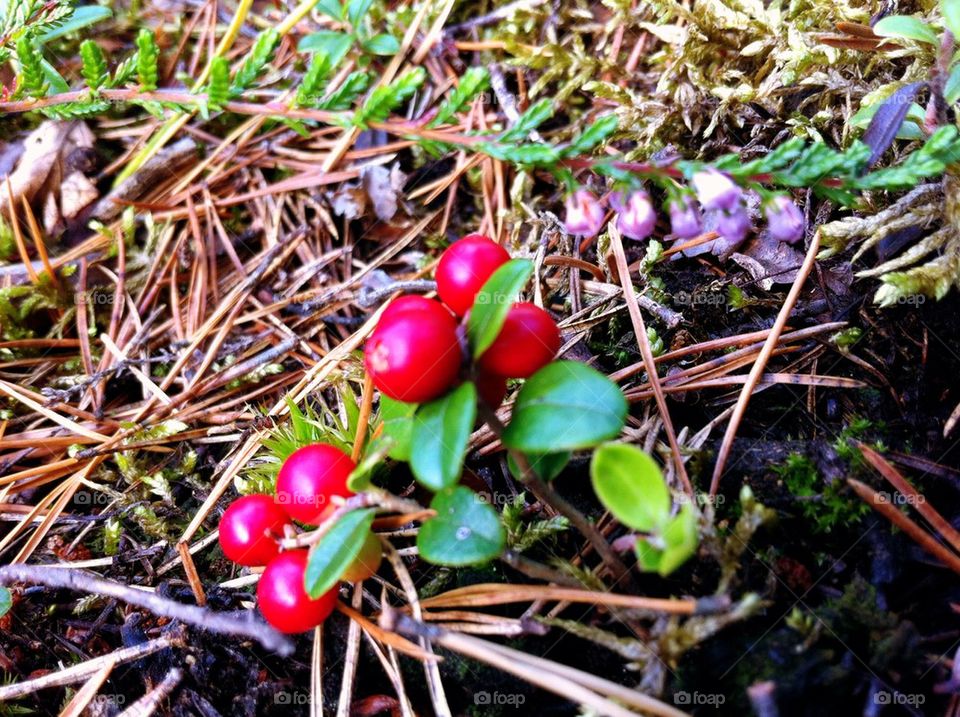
[
  {"xmin": 218, "ymin": 443, "xmax": 381, "ymax": 634},
  {"xmin": 363, "ymin": 234, "xmax": 561, "ymax": 405}
]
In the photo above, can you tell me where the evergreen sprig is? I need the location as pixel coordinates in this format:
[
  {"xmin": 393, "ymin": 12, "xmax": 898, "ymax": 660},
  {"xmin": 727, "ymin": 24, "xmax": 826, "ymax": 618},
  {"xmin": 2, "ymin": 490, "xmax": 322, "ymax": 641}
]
[
  {"xmin": 206, "ymin": 56, "xmax": 230, "ymax": 110},
  {"xmin": 353, "ymin": 67, "xmax": 426, "ymax": 127},
  {"xmin": 80, "ymin": 40, "xmax": 108, "ymax": 91},
  {"xmin": 231, "ymin": 29, "xmax": 278, "ymax": 97},
  {"xmin": 14, "ymin": 32, "xmax": 46, "ymax": 98},
  {"xmin": 135, "ymin": 29, "xmax": 158, "ymax": 91}
]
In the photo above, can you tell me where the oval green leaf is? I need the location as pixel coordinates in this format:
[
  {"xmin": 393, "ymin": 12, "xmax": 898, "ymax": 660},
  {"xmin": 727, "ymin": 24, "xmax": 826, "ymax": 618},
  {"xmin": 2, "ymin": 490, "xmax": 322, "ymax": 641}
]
[
  {"xmin": 467, "ymin": 258, "xmax": 534, "ymax": 358},
  {"xmin": 502, "ymin": 362, "xmax": 628, "ymax": 452},
  {"xmin": 0, "ymin": 587, "xmax": 11, "ymax": 618},
  {"xmin": 304, "ymin": 508, "xmax": 376, "ymax": 598},
  {"xmin": 362, "ymin": 34, "xmax": 400, "ymax": 56},
  {"xmin": 417, "ymin": 486, "xmax": 505, "ymax": 565},
  {"xmin": 298, "ymin": 30, "xmax": 354, "ymax": 60},
  {"xmin": 873, "ymin": 15, "xmax": 938, "ymax": 44},
  {"xmin": 658, "ymin": 503, "xmax": 699, "ymax": 576},
  {"xmin": 946, "ymin": 0, "xmax": 960, "ymax": 39},
  {"xmin": 410, "ymin": 382, "xmax": 477, "ymax": 491},
  {"xmin": 507, "ymin": 451, "xmax": 570, "ymax": 482},
  {"xmin": 590, "ymin": 443, "xmax": 670, "ymax": 533},
  {"xmin": 379, "ymin": 395, "xmax": 417, "ymax": 462}
]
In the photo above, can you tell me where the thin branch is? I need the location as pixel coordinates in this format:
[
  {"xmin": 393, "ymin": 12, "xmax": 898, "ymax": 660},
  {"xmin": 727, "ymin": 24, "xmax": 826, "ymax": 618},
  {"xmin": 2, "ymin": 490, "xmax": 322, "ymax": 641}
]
[{"xmin": 0, "ymin": 564, "xmax": 294, "ymax": 654}]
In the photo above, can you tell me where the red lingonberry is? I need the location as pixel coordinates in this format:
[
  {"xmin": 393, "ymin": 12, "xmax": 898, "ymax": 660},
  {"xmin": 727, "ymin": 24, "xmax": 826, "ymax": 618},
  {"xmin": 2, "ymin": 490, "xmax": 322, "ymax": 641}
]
[
  {"xmin": 275, "ymin": 443, "xmax": 355, "ymax": 525},
  {"xmin": 339, "ymin": 531, "xmax": 383, "ymax": 583},
  {"xmin": 219, "ymin": 494, "xmax": 290, "ymax": 566},
  {"xmin": 436, "ymin": 234, "xmax": 510, "ymax": 316},
  {"xmin": 364, "ymin": 298, "xmax": 462, "ymax": 403},
  {"xmin": 257, "ymin": 550, "xmax": 338, "ymax": 633},
  {"xmin": 479, "ymin": 302, "xmax": 560, "ymax": 379},
  {"xmin": 476, "ymin": 371, "xmax": 508, "ymax": 407},
  {"xmin": 381, "ymin": 294, "xmax": 436, "ymax": 320}
]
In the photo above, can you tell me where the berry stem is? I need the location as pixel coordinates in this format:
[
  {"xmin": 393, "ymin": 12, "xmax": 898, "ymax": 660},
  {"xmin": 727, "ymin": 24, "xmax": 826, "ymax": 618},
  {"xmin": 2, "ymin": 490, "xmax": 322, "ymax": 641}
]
[{"xmin": 478, "ymin": 403, "xmax": 633, "ymax": 585}]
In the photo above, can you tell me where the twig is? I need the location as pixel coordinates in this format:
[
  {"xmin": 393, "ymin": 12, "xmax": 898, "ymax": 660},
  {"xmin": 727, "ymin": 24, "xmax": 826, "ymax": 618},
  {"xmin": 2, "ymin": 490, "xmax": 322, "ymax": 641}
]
[
  {"xmin": 381, "ymin": 610, "xmax": 688, "ymax": 717},
  {"xmin": 609, "ymin": 229, "xmax": 692, "ymax": 495},
  {"xmin": 479, "ymin": 403, "xmax": 633, "ymax": 585},
  {"xmin": 356, "ymin": 279, "xmax": 438, "ymax": 308},
  {"xmin": 117, "ymin": 667, "xmax": 183, "ymax": 717},
  {"xmin": 0, "ymin": 564, "xmax": 294, "ymax": 654},
  {"xmin": 709, "ymin": 229, "xmax": 820, "ymax": 495},
  {"xmin": 0, "ymin": 633, "xmax": 180, "ymax": 701}
]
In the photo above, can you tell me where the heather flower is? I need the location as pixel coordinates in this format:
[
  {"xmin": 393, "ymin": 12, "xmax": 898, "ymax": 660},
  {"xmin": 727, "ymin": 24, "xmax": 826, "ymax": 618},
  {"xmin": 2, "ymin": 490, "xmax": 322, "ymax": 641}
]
[
  {"xmin": 716, "ymin": 206, "xmax": 752, "ymax": 245},
  {"xmin": 691, "ymin": 169, "xmax": 742, "ymax": 211},
  {"xmin": 564, "ymin": 189, "xmax": 606, "ymax": 237},
  {"xmin": 613, "ymin": 190, "xmax": 656, "ymax": 241},
  {"xmin": 668, "ymin": 196, "xmax": 702, "ymax": 238},
  {"xmin": 765, "ymin": 195, "xmax": 805, "ymax": 244}
]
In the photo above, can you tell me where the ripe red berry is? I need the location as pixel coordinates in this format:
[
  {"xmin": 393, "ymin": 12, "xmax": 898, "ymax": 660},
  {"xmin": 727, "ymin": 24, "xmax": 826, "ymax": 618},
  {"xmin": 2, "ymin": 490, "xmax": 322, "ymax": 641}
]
[
  {"xmin": 364, "ymin": 298, "xmax": 462, "ymax": 403},
  {"xmin": 219, "ymin": 495, "xmax": 290, "ymax": 566},
  {"xmin": 275, "ymin": 443, "xmax": 355, "ymax": 525},
  {"xmin": 257, "ymin": 550, "xmax": 338, "ymax": 633},
  {"xmin": 478, "ymin": 302, "xmax": 560, "ymax": 379},
  {"xmin": 436, "ymin": 234, "xmax": 510, "ymax": 316},
  {"xmin": 381, "ymin": 294, "xmax": 436, "ymax": 321},
  {"xmin": 339, "ymin": 531, "xmax": 383, "ymax": 583},
  {"xmin": 476, "ymin": 371, "xmax": 508, "ymax": 408}
]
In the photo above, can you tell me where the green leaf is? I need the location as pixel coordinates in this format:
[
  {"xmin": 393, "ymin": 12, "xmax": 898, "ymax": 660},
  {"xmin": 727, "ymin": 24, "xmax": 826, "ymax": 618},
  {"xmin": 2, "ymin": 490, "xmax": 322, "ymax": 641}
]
[
  {"xmin": 304, "ymin": 508, "xmax": 376, "ymax": 597},
  {"xmin": 500, "ymin": 98, "xmax": 554, "ymax": 142},
  {"xmin": 730, "ymin": 137, "xmax": 806, "ymax": 178},
  {"xmin": 39, "ymin": 6, "xmax": 113, "ymax": 42},
  {"xmin": 298, "ymin": 30, "xmax": 354, "ymax": 58},
  {"xmin": 873, "ymin": 15, "xmax": 938, "ymax": 44},
  {"xmin": 354, "ymin": 67, "xmax": 426, "ymax": 127},
  {"xmin": 318, "ymin": 71, "xmax": 370, "ymax": 110},
  {"xmin": 16, "ymin": 33, "xmax": 48, "ymax": 98},
  {"xmin": 634, "ymin": 539, "xmax": 663, "ymax": 572},
  {"xmin": 40, "ymin": 58, "xmax": 69, "ymax": 94},
  {"xmin": 296, "ymin": 42, "xmax": 350, "ymax": 106},
  {"xmin": 507, "ymin": 451, "xmax": 570, "ymax": 482},
  {"xmin": 207, "ymin": 56, "xmax": 230, "ymax": 110},
  {"xmin": 0, "ymin": 586, "xmax": 11, "ymax": 618},
  {"xmin": 479, "ymin": 142, "xmax": 561, "ymax": 165},
  {"xmin": 658, "ymin": 503, "xmax": 698, "ymax": 576},
  {"xmin": 80, "ymin": 40, "xmax": 108, "ymax": 91},
  {"xmin": 503, "ymin": 362, "xmax": 628, "ymax": 453},
  {"xmin": 317, "ymin": 0, "xmax": 345, "ymax": 19},
  {"xmin": 946, "ymin": 63, "xmax": 960, "ymax": 104},
  {"xmin": 467, "ymin": 258, "xmax": 534, "ymax": 358},
  {"xmin": 361, "ymin": 33, "xmax": 399, "ymax": 55},
  {"xmin": 231, "ymin": 28, "xmax": 279, "ymax": 96},
  {"xmin": 347, "ymin": 0, "xmax": 375, "ymax": 27},
  {"xmin": 565, "ymin": 114, "xmax": 619, "ymax": 155},
  {"xmin": 429, "ymin": 67, "xmax": 490, "ymax": 127},
  {"xmin": 410, "ymin": 382, "xmax": 476, "ymax": 491},
  {"xmin": 378, "ymin": 395, "xmax": 417, "ymax": 461},
  {"xmin": 946, "ymin": 0, "xmax": 960, "ymax": 38},
  {"xmin": 136, "ymin": 29, "xmax": 159, "ymax": 91},
  {"xmin": 417, "ymin": 486, "xmax": 505, "ymax": 565},
  {"xmin": 590, "ymin": 443, "xmax": 670, "ymax": 532}
]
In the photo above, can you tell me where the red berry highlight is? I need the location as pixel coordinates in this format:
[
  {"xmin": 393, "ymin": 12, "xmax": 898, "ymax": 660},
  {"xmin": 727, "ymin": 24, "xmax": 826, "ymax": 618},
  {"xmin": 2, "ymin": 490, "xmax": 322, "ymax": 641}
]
[
  {"xmin": 479, "ymin": 302, "xmax": 560, "ymax": 379},
  {"xmin": 364, "ymin": 298, "xmax": 462, "ymax": 403},
  {"xmin": 436, "ymin": 234, "xmax": 510, "ymax": 316},
  {"xmin": 257, "ymin": 550, "xmax": 338, "ymax": 633},
  {"xmin": 275, "ymin": 443, "xmax": 355, "ymax": 525},
  {"xmin": 218, "ymin": 494, "xmax": 290, "ymax": 566}
]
